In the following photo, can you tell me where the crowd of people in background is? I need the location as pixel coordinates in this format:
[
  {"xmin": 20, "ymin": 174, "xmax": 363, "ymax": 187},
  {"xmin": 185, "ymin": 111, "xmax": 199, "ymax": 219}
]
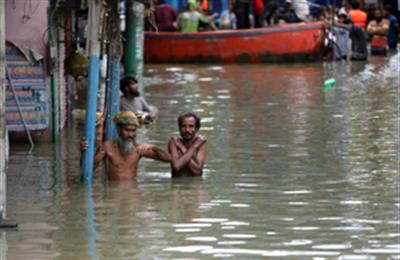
[
  {"xmin": 146, "ymin": 0, "xmax": 315, "ymax": 32},
  {"xmin": 145, "ymin": 0, "xmax": 399, "ymax": 58},
  {"xmin": 328, "ymin": 1, "xmax": 398, "ymax": 60}
]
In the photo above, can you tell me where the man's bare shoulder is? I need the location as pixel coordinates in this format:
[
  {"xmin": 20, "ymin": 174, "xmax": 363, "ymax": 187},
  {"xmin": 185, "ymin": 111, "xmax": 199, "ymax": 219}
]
[
  {"xmin": 169, "ymin": 137, "xmax": 181, "ymax": 144},
  {"xmin": 196, "ymin": 135, "xmax": 207, "ymax": 142},
  {"xmin": 169, "ymin": 137, "xmax": 186, "ymax": 147},
  {"xmin": 101, "ymin": 140, "xmax": 117, "ymax": 151}
]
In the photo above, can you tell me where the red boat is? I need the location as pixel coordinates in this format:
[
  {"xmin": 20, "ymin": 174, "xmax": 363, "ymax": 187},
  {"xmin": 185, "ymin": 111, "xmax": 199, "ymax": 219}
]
[{"xmin": 145, "ymin": 22, "xmax": 324, "ymax": 63}]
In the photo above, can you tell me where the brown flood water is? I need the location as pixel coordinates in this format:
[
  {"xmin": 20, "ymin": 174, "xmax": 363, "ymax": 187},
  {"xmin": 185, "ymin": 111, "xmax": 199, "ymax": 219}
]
[{"xmin": 5, "ymin": 53, "xmax": 400, "ymax": 259}]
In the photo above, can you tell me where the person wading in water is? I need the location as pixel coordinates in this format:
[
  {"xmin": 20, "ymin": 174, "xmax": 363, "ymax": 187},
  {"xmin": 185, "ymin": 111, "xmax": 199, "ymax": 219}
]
[
  {"xmin": 168, "ymin": 113, "xmax": 207, "ymax": 178},
  {"xmin": 80, "ymin": 111, "xmax": 170, "ymax": 180}
]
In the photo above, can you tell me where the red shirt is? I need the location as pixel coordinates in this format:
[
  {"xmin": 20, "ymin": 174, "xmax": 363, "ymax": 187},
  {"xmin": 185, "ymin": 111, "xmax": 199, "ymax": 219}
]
[
  {"xmin": 253, "ymin": 0, "xmax": 264, "ymax": 16},
  {"xmin": 154, "ymin": 4, "xmax": 178, "ymax": 31}
]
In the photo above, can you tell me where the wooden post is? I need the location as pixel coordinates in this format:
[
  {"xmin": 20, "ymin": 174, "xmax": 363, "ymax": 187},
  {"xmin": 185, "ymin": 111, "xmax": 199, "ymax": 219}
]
[
  {"xmin": 104, "ymin": 0, "xmax": 121, "ymax": 141},
  {"xmin": 81, "ymin": 0, "xmax": 102, "ymax": 183},
  {"xmin": 0, "ymin": 0, "xmax": 7, "ymax": 220},
  {"xmin": 124, "ymin": 0, "xmax": 145, "ymax": 92}
]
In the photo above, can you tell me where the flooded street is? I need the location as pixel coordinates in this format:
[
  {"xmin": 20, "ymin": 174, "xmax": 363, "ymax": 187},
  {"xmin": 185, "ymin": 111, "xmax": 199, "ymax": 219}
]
[{"xmin": 5, "ymin": 54, "xmax": 400, "ymax": 259}]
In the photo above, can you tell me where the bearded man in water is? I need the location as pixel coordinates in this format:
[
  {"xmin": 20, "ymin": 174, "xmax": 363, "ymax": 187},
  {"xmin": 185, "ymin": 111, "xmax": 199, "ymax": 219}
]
[
  {"xmin": 80, "ymin": 111, "xmax": 170, "ymax": 180},
  {"xmin": 168, "ymin": 113, "xmax": 207, "ymax": 178}
]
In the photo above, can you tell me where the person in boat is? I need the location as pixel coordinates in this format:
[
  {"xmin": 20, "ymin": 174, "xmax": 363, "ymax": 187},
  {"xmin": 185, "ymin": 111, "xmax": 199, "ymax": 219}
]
[
  {"xmin": 168, "ymin": 113, "xmax": 207, "ymax": 178},
  {"xmin": 291, "ymin": 0, "xmax": 310, "ymax": 22},
  {"xmin": 233, "ymin": 0, "xmax": 254, "ymax": 29},
  {"xmin": 120, "ymin": 75, "xmax": 158, "ymax": 124},
  {"xmin": 383, "ymin": 5, "xmax": 399, "ymax": 51},
  {"xmin": 177, "ymin": 0, "xmax": 218, "ymax": 33},
  {"xmin": 80, "ymin": 111, "xmax": 170, "ymax": 181},
  {"xmin": 218, "ymin": 0, "xmax": 237, "ymax": 29},
  {"xmin": 154, "ymin": 0, "xmax": 178, "ymax": 31},
  {"xmin": 348, "ymin": 1, "xmax": 367, "ymax": 30},
  {"xmin": 367, "ymin": 9, "xmax": 389, "ymax": 55},
  {"xmin": 273, "ymin": 0, "xmax": 302, "ymax": 24},
  {"xmin": 253, "ymin": 0, "xmax": 265, "ymax": 27},
  {"xmin": 259, "ymin": 0, "xmax": 279, "ymax": 26}
]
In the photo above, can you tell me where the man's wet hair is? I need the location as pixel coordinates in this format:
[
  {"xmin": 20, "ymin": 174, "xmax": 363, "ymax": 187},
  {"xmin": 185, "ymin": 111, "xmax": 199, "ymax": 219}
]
[
  {"xmin": 120, "ymin": 75, "xmax": 138, "ymax": 95},
  {"xmin": 178, "ymin": 113, "xmax": 201, "ymax": 129}
]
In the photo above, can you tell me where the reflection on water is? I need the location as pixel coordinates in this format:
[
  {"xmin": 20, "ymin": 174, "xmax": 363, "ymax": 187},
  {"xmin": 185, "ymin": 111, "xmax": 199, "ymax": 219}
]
[{"xmin": 5, "ymin": 53, "xmax": 400, "ymax": 258}]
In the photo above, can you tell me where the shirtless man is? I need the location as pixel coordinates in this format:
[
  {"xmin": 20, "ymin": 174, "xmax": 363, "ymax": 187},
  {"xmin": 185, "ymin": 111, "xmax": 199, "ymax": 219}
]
[
  {"xmin": 80, "ymin": 111, "xmax": 170, "ymax": 180},
  {"xmin": 168, "ymin": 113, "xmax": 207, "ymax": 178}
]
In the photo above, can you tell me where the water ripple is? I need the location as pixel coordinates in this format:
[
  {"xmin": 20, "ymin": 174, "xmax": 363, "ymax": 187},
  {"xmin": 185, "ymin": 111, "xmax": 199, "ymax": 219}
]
[
  {"xmin": 173, "ymin": 223, "xmax": 212, "ymax": 228},
  {"xmin": 223, "ymin": 234, "xmax": 256, "ymax": 239},
  {"xmin": 312, "ymin": 244, "xmax": 352, "ymax": 250},
  {"xmin": 186, "ymin": 236, "xmax": 218, "ymax": 242},
  {"xmin": 192, "ymin": 218, "xmax": 228, "ymax": 223},
  {"xmin": 283, "ymin": 190, "xmax": 312, "ymax": 194}
]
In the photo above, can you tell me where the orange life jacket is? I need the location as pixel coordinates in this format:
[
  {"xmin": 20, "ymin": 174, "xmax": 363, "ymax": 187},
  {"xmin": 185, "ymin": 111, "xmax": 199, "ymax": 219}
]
[{"xmin": 349, "ymin": 9, "xmax": 367, "ymax": 30}]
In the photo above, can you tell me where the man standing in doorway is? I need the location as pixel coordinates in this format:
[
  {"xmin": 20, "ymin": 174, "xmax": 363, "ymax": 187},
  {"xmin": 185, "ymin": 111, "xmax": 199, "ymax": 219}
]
[{"xmin": 168, "ymin": 113, "xmax": 207, "ymax": 178}]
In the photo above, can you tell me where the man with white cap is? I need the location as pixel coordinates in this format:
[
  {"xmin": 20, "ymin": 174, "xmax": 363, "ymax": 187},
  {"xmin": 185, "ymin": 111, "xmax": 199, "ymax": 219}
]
[
  {"xmin": 292, "ymin": 0, "xmax": 310, "ymax": 22},
  {"xmin": 80, "ymin": 111, "xmax": 170, "ymax": 180}
]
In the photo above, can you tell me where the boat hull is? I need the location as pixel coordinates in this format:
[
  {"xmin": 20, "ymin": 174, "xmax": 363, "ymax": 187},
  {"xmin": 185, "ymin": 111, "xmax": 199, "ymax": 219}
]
[{"xmin": 145, "ymin": 23, "xmax": 324, "ymax": 63}]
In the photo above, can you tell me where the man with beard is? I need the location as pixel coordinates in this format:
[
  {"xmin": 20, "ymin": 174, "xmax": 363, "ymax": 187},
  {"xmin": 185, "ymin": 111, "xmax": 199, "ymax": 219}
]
[
  {"xmin": 80, "ymin": 111, "xmax": 170, "ymax": 180},
  {"xmin": 120, "ymin": 76, "xmax": 157, "ymax": 124},
  {"xmin": 168, "ymin": 113, "xmax": 207, "ymax": 178}
]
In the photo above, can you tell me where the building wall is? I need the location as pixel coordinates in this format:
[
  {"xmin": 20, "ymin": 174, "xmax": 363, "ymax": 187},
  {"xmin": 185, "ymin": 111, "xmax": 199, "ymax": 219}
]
[{"xmin": 5, "ymin": 0, "xmax": 49, "ymax": 57}]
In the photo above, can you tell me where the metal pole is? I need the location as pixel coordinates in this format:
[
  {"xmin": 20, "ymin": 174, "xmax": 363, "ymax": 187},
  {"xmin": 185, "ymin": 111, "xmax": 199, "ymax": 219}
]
[
  {"xmin": 81, "ymin": 0, "xmax": 102, "ymax": 183},
  {"xmin": 104, "ymin": 0, "xmax": 121, "ymax": 141},
  {"xmin": 104, "ymin": 57, "xmax": 120, "ymax": 141},
  {"xmin": 124, "ymin": 0, "xmax": 144, "ymax": 92},
  {"xmin": 124, "ymin": 0, "xmax": 135, "ymax": 76},
  {"xmin": 0, "ymin": 0, "xmax": 7, "ymax": 221},
  {"xmin": 48, "ymin": 8, "xmax": 57, "ymax": 142},
  {"xmin": 0, "ymin": 0, "xmax": 17, "ymax": 229}
]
